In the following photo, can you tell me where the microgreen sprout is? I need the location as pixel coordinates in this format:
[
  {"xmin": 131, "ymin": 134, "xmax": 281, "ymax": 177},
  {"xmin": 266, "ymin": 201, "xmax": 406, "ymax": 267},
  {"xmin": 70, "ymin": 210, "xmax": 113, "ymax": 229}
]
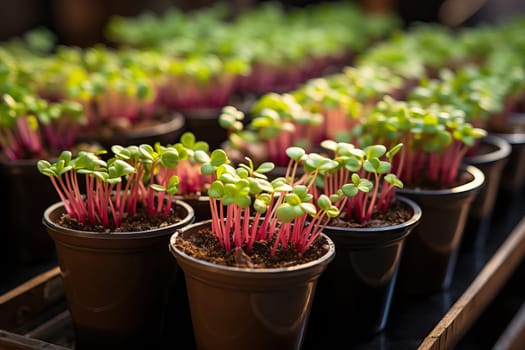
[
  {"xmin": 37, "ymin": 142, "xmax": 189, "ymax": 229},
  {"xmin": 198, "ymin": 147, "xmax": 340, "ymax": 256},
  {"xmin": 305, "ymin": 141, "xmax": 404, "ymax": 223}
]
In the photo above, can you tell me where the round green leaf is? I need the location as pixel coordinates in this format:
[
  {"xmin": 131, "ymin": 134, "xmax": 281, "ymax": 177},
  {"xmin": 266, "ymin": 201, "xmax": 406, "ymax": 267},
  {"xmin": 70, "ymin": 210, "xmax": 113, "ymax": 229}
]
[
  {"xmin": 342, "ymin": 183, "xmax": 358, "ymax": 198},
  {"xmin": 286, "ymin": 193, "xmax": 302, "ymax": 206},
  {"xmin": 194, "ymin": 150, "xmax": 210, "ymax": 163},
  {"xmin": 276, "ymin": 204, "xmax": 295, "ymax": 222},
  {"xmin": 160, "ymin": 149, "xmax": 179, "ymax": 168},
  {"xmin": 201, "ymin": 163, "xmax": 215, "ymax": 176},
  {"xmin": 301, "ymin": 202, "xmax": 317, "ymax": 216},
  {"xmin": 365, "ymin": 144, "xmax": 386, "ymax": 159},
  {"xmin": 210, "ymin": 149, "xmax": 228, "ymax": 167},
  {"xmin": 208, "ymin": 181, "xmax": 224, "ymax": 198},
  {"xmin": 180, "ymin": 132, "xmax": 196, "ymax": 147},
  {"xmin": 286, "ymin": 147, "xmax": 306, "ymax": 161},
  {"xmin": 255, "ymin": 162, "xmax": 275, "ymax": 174},
  {"xmin": 317, "ymin": 195, "xmax": 332, "ymax": 211}
]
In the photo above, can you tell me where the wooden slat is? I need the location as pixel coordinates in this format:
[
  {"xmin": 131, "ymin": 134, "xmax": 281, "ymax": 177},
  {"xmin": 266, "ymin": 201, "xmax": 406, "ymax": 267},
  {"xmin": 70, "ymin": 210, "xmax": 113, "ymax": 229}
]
[
  {"xmin": 419, "ymin": 215, "xmax": 525, "ymax": 350},
  {"xmin": 24, "ymin": 310, "xmax": 72, "ymax": 346},
  {"xmin": 0, "ymin": 267, "xmax": 63, "ymax": 332},
  {"xmin": 493, "ymin": 300, "xmax": 525, "ymax": 350},
  {"xmin": 0, "ymin": 329, "xmax": 69, "ymax": 350}
]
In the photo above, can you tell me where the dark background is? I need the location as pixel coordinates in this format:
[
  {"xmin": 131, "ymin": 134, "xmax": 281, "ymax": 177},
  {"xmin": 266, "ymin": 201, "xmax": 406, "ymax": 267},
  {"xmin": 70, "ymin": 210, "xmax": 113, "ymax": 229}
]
[{"xmin": 1, "ymin": 0, "xmax": 524, "ymax": 47}]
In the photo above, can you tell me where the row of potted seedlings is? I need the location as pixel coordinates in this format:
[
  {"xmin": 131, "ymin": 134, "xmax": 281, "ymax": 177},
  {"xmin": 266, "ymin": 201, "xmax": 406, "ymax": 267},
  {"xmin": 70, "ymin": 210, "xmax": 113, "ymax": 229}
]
[
  {"xmin": 213, "ymin": 16, "xmax": 525, "ymax": 348},
  {"xmin": 0, "ymin": 78, "xmax": 87, "ymax": 268},
  {"xmin": 359, "ymin": 17, "xmax": 525, "ymax": 236},
  {"xmin": 0, "ymin": 45, "xmax": 189, "ymax": 270},
  {"xmin": 106, "ymin": 2, "xmax": 400, "ymax": 95},
  {"xmin": 34, "ymin": 54, "xmax": 501, "ymax": 346},
  {"xmin": 3, "ymin": 0, "xmax": 400, "ymax": 279},
  {"xmin": 0, "ymin": 0, "xmax": 401, "ymax": 196},
  {"xmin": 37, "ymin": 133, "xmax": 422, "ymax": 349},
  {"xmin": 32, "ymin": 48, "xmax": 497, "ymax": 350},
  {"xmin": 220, "ymin": 95, "xmax": 487, "ymax": 347},
  {"xmin": 3, "ymin": 11, "xmax": 525, "ymax": 350},
  {"xmin": 102, "ymin": 1, "xmax": 401, "ymax": 147}
]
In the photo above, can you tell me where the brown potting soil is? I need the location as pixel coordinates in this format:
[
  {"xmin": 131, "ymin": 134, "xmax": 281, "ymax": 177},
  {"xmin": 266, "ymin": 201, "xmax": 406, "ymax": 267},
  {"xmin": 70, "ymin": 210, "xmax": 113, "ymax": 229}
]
[
  {"xmin": 329, "ymin": 198, "xmax": 414, "ymax": 228},
  {"xmin": 174, "ymin": 228, "xmax": 331, "ymax": 269},
  {"xmin": 56, "ymin": 204, "xmax": 187, "ymax": 233}
]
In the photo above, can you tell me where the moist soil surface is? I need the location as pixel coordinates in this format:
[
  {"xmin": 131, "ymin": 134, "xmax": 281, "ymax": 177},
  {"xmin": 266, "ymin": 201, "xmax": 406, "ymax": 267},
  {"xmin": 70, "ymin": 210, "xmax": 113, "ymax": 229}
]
[
  {"xmin": 329, "ymin": 199, "xmax": 414, "ymax": 228},
  {"xmin": 175, "ymin": 199, "xmax": 417, "ymax": 268},
  {"xmin": 175, "ymin": 229, "xmax": 331, "ymax": 269},
  {"xmin": 56, "ymin": 205, "xmax": 187, "ymax": 233}
]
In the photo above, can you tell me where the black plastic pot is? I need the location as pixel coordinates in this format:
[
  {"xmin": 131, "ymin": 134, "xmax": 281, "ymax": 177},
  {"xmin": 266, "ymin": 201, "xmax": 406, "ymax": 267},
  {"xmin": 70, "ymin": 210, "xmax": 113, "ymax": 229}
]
[
  {"xmin": 168, "ymin": 195, "xmax": 211, "ymax": 349},
  {"xmin": 174, "ymin": 195, "xmax": 211, "ymax": 222},
  {"xmin": 492, "ymin": 131, "xmax": 525, "ymax": 193},
  {"xmin": 396, "ymin": 165, "xmax": 485, "ymax": 296},
  {"xmin": 170, "ymin": 220, "xmax": 335, "ymax": 350},
  {"xmin": 78, "ymin": 113, "xmax": 185, "ymax": 151},
  {"xmin": 42, "ymin": 200, "xmax": 194, "ymax": 350},
  {"xmin": 0, "ymin": 159, "xmax": 59, "ymax": 269},
  {"xmin": 303, "ymin": 196, "xmax": 421, "ymax": 347},
  {"xmin": 462, "ymin": 135, "xmax": 511, "ymax": 247},
  {"xmin": 484, "ymin": 113, "xmax": 525, "ymax": 220},
  {"xmin": 180, "ymin": 108, "xmax": 228, "ymax": 151},
  {"xmin": 487, "ymin": 112, "xmax": 525, "ymax": 193}
]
